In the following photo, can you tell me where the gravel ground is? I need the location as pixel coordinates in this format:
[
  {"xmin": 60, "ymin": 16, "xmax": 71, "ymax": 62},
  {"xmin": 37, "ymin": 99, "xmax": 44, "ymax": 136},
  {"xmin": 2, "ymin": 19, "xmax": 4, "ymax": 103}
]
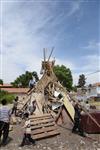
[{"xmin": 0, "ymin": 119, "xmax": 100, "ymax": 150}]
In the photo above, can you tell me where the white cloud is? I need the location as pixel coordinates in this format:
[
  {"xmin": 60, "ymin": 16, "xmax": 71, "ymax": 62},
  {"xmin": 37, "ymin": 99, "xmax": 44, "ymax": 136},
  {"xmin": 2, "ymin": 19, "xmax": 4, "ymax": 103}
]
[
  {"xmin": 67, "ymin": 0, "xmax": 80, "ymax": 17},
  {"xmin": 0, "ymin": 1, "xmax": 99, "ymax": 86},
  {"xmin": 55, "ymin": 58, "xmax": 76, "ymax": 71},
  {"xmin": 82, "ymin": 54, "xmax": 99, "ymax": 71},
  {"xmin": 73, "ymin": 54, "xmax": 100, "ymax": 85},
  {"xmin": 82, "ymin": 41, "xmax": 100, "ymax": 50},
  {"xmin": 1, "ymin": 1, "xmax": 81, "ymax": 83}
]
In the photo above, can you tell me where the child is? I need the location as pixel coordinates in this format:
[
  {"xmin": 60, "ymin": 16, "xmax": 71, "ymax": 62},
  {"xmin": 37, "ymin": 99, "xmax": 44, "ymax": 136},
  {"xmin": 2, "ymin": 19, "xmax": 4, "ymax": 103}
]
[
  {"xmin": 12, "ymin": 96, "xmax": 19, "ymax": 116},
  {"xmin": 19, "ymin": 113, "xmax": 35, "ymax": 147}
]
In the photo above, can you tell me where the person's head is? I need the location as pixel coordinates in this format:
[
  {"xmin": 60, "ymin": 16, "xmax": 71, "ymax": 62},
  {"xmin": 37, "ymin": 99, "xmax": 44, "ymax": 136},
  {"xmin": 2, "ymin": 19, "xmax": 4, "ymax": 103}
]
[
  {"xmin": 1, "ymin": 99, "xmax": 7, "ymax": 105},
  {"xmin": 32, "ymin": 100, "xmax": 36, "ymax": 105},
  {"xmin": 15, "ymin": 96, "xmax": 18, "ymax": 101},
  {"xmin": 75, "ymin": 103, "xmax": 79, "ymax": 109}
]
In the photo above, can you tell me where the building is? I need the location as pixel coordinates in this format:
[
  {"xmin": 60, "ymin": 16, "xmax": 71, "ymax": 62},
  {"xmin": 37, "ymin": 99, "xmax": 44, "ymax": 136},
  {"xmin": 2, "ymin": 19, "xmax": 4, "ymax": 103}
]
[
  {"xmin": 0, "ymin": 84, "xmax": 29, "ymax": 98},
  {"xmin": 86, "ymin": 82, "xmax": 100, "ymax": 98}
]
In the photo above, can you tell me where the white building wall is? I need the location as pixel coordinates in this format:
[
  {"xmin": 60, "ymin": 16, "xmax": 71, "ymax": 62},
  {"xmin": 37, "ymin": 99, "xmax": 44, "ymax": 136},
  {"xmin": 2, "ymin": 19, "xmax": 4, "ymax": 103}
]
[{"xmin": 86, "ymin": 86, "xmax": 100, "ymax": 98}]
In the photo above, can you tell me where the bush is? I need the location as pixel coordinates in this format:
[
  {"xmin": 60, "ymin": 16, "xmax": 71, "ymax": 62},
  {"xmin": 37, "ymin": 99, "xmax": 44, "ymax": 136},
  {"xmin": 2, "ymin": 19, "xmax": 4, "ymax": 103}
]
[{"xmin": 0, "ymin": 90, "xmax": 15, "ymax": 104}]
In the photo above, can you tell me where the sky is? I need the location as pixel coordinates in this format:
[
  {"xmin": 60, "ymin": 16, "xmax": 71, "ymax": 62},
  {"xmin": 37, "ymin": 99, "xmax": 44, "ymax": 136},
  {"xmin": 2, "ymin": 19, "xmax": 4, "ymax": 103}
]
[{"xmin": 0, "ymin": 0, "xmax": 100, "ymax": 85}]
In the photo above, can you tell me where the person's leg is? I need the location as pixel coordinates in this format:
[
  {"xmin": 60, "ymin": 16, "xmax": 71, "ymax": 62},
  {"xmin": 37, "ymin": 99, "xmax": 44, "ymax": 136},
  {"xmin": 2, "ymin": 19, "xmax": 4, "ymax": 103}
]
[
  {"xmin": 15, "ymin": 107, "xmax": 17, "ymax": 116},
  {"xmin": 72, "ymin": 119, "xmax": 79, "ymax": 133},
  {"xmin": 78, "ymin": 122, "xmax": 85, "ymax": 136},
  {"xmin": 11, "ymin": 107, "xmax": 14, "ymax": 114},
  {"xmin": 27, "ymin": 134, "xmax": 35, "ymax": 144},
  {"xmin": 2, "ymin": 122, "xmax": 9, "ymax": 144},
  {"xmin": 20, "ymin": 133, "xmax": 27, "ymax": 146},
  {"xmin": 0, "ymin": 130, "xmax": 2, "ymax": 141},
  {"xmin": 0, "ymin": 121, "xmax": 3, "ymax": 140}
]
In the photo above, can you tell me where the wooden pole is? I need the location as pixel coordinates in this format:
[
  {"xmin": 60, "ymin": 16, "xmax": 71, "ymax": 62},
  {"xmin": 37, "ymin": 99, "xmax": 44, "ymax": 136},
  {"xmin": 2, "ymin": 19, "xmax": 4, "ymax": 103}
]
[{"xmin": 47, "ymin": 47, "xmax": 54, "ymax": 61}]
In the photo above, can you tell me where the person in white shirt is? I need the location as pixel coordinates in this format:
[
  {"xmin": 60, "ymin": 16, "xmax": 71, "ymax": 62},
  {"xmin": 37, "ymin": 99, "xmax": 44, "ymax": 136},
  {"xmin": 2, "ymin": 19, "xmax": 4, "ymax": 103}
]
[
  {"xmin": 12, "ymin": 96, "xmax": 19, "ymax": 116},
  {"xmin": 29, "ymin": 76, "xmax": 36, "ymax": 89},
  {"xmin": 28, "ymin": 100, "xmax": 36, "ymax": 115},
  {"xmin": 0, "ymin": 99, "xmax": 11, "ymax": 146},
  {"xmin": 85, "ymin": 101, "xmax": 90, "ymax": 111},
  {"xmin": 19, "ymin": 113, "xmax": 35, "ymax": 147}
]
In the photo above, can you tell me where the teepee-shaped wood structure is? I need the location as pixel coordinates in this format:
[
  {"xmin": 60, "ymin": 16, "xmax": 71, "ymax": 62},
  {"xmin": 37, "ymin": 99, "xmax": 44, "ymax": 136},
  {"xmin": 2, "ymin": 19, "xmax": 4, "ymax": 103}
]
[
  {"xmin": 17, "ymin": 48, "xmax": 76, "ymax": 140},
  {"xmin": 18, "ymin": 48, "xmax": 75, "ymax": 121}
]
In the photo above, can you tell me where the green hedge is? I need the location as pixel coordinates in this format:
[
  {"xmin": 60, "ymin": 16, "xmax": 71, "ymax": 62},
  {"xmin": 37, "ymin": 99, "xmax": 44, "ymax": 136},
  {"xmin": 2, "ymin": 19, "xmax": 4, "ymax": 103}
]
[{"xmin": 0, "ymin": 90, "xmax": 15, "ymax": 104}]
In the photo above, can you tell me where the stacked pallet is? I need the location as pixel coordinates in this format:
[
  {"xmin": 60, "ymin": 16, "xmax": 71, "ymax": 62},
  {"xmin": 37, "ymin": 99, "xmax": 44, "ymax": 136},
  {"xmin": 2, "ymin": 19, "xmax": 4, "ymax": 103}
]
[{"xmin": 30, "ymin": 113, "xmax": 60, "ymax": 140}]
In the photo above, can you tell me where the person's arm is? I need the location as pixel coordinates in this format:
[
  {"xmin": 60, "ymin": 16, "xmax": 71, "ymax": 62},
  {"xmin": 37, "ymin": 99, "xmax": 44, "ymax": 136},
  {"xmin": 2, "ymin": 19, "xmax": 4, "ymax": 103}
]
[
  {"xmin": 22, "ymin": 121, "xmax": 27, "ymax": 128},
  {"xmin": 8, "ymin": 108, "xmax": 12, "ymax": 117}
]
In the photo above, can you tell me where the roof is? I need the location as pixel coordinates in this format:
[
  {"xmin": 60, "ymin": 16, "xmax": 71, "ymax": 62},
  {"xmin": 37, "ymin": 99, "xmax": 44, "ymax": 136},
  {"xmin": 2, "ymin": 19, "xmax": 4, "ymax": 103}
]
[
  {"xmin": 92, "ymin": 82, "xmax": 100, "ymax": 87},
  {"xmin": 0, "ymin": 88, "xmax": 29, "ymax": 94},
  {"xmin": 0, "ymin": 84, "xmax": 13, "ymax": 88}
]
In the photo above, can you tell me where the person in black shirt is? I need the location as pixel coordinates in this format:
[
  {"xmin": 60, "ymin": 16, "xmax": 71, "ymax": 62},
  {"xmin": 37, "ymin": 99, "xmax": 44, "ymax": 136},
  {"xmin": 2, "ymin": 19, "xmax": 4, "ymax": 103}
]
[{"xmin": 72, "ymin": 103, "xmax": 85, "ymax": 137}]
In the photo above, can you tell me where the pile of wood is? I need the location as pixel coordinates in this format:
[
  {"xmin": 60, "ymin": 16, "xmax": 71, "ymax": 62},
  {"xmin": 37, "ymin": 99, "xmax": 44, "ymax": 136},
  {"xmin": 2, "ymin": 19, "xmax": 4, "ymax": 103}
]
[
  {"xmin": 17, "ymin": 49, "xmax": 75, "ymax": 139},
  {"xmin": 30, "ymin": 113, "xmax": 60, "ymax": 140}
]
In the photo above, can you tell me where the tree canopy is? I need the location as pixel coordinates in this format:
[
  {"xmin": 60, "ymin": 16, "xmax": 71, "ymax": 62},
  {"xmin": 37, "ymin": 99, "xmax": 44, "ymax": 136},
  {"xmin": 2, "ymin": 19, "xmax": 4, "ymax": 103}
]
[
  {"xmin": 53, "ymin": 65, "xmax": 73, "ymax": 91},
  {"xmin": 0, "ymin": 79, "xmax": 3, "ymax": 85},
  {"xmin": 78, "ymin": 74, "xmax": 86, "ymax": 87},
  {"xmin": 11, "ymin": 71, "xmax": 39, "ymax": 87}
]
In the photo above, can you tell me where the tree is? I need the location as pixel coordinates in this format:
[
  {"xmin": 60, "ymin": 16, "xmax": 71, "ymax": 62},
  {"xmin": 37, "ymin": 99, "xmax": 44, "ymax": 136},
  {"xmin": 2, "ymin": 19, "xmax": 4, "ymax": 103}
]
[
  {"xmin": 11, "ymin": 71, "xmax": 39, "ymax": 87},
  {"xmin": 78, "ymin": 74, "xmax": 86, "ymax": 87},
  {"xmin": 53, "ymin": 65, "xmax": 73, "ymax": 91},
  {"xmin": 73, "ymin": 85, "xmax": 77, "ymax": 92},
  {"xmin": 0, "ymin": 90, "xmax": 15, "ymax": 104},
  {"xmin": 0, "ymin": 79, "xmax": 3, "ymax": 85}
]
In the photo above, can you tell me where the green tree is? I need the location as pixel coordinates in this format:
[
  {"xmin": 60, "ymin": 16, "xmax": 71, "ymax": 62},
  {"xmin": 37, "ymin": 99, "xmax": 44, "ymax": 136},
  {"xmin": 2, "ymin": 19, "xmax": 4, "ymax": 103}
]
[
  {"xmin": 0, "ymin": 79, "xmax": 3, "ymax": 85},
  {"xmin": 0, "ymin": 90, "xmax": 15, "ymax": 103},
  {"xmin": 11, "ymin": 71, "xmax": 39, "ymax": 87},
  {"xmin": 73, "ymin": 85, "xmax": 77, "ymax": 92},
  {"xmin": 78, "ymin": 74, "xmax": 86, "ymax": 87},
  {"xmin": 53, "ymin": 65, "xmax": 73, "ymax": 91}
]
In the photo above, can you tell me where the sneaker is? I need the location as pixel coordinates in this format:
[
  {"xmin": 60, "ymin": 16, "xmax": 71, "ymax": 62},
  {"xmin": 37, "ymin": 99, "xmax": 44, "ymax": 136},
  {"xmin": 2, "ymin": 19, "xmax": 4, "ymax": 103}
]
[
  {"xmin": 0, "ymin": 141, "xmax": 6, "ymax": 147},
  {"xmin": 19, "ymin": 144, "xmax": 24, "ymax": 147},
  {"xmin": 79, "ymin": 133, "xmax": 86, "ymax": 137},
  {"xmin": 72, "ymin": 130, "xmax": 77, "ymax": 133}
]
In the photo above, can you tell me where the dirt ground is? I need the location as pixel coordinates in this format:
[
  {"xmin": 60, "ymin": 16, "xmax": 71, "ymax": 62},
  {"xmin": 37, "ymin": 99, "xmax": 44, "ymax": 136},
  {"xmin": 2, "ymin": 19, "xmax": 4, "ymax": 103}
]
[{"xmin": 0, "ymin": 119, "xmax": 100, "ymax": 150}]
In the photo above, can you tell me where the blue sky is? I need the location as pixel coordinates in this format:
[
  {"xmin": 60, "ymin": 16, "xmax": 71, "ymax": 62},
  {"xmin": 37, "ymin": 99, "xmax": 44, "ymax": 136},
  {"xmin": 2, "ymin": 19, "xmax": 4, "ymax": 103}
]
[{"xmin": 0, "ymin": 0, "xmax": 100, "ymax": 85}]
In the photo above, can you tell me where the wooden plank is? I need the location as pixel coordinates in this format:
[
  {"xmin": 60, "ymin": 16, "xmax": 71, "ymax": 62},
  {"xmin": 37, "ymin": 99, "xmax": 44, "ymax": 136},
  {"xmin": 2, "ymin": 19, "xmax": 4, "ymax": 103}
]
[
  {"xmin": 31, "ymin": 118, "xmax": 54, "ymax": 124},
  {"xmin": 29, "ymin": 113, "xmax": 51, "ymax": 119},
  {"xmin": 62, "ymin": 92, "xmax": 75, "ymax": 121},
  {"xmin": 32, "ymin": 130, "xmax": 60, "ymax": 140},
  {"xmin": 31, "ymin": 122, "xmax": 55, "ymax": 129},
  {"xmin": 32, "ymin": 126, "xmax": 57, "ymax": 135},
  {"xmin": 30, "ymin": 116, "xmax": 52, "ymax": 121}
]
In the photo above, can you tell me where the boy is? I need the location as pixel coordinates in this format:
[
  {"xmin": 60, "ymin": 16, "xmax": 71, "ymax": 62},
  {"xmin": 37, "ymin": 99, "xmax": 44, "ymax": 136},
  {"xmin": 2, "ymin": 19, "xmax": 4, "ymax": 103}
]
[
  {"xmin": 19, "ymin": 113, "xmax": 35, "ymax": 147},
  {"xmin": 12, "ymin": 96, "xmax": 19, "ymax": 116}
]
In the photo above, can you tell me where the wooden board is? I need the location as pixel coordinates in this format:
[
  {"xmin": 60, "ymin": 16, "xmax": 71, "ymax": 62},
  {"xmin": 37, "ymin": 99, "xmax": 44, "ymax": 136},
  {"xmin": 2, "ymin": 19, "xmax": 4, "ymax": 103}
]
[
  {"xmin": 32, "ymin": 126, "xmax": 57, "ymax": 135},
  {"xmin": 61, "ymin": 92, "xmax": 75, "ymax": 121},
  {"xmin": 31, "ymin": 122, "xmax": 55, "ymax": 129},
  {"xmin": 31, "ymin": 118, "xmax": 54, "ymax": 124},
  {"xmin": 30, "ymin": 114, "xmax": 60, "ymax": 140},
  {"xmin": 30, "ymin": 116, "xmax": 52, "ymax": 121},
  {"xmin": 32, "ymin": 130, "xmax": 60, "ymax": 140},
  {"xmin": 29, "ymin": 113, "xmax": 52, "ymax": 119}
]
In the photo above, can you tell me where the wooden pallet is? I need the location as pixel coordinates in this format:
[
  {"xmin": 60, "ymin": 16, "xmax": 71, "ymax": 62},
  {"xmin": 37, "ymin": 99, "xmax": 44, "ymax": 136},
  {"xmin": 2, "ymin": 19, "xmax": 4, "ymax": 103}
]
[{"xmin": 30, "ymin": 114, "xmax": 60, "ymax": 140}]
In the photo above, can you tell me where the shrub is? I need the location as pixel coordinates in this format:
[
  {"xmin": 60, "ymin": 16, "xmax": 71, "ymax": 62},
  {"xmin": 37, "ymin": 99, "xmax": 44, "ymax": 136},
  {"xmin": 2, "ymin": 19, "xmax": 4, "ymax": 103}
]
[{"xmin": 0, "ymin": 90, "xmax": 15, "ymax": 104}]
